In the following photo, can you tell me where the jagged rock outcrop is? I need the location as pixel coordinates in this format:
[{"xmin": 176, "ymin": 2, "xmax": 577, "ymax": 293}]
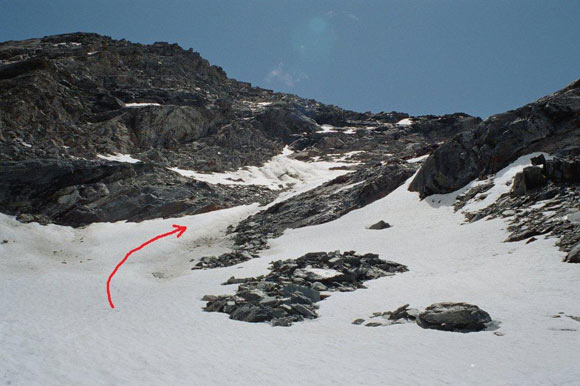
[
  {"xmin": 0, "ymin": 159, "xmax": 275, "ymax": 226},
  {"xmin": 409, "ymin": 79, "xmax": 580, "ymax": 198},
  {"xmin": 0, "ymin": 33, "xmax": 299, "ymax": 170},
  {"xmin": 510, "ymin": 166, "xmax": 547, "ymax": 196}
]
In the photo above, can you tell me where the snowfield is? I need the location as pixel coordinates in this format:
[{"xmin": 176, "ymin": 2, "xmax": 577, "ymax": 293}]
[
  {"xmin": 124, "ymin": 102, "xmax": 162, "ymax": 107},
  {"xmin": 1, "ymin": 156, "xmax": 579, "ymax": 386},
  {"xmin": 396, "ymin": 118, "xmax": 413, "ymax": 126},
  {"xmin": 169, "ymin": 146, "xmax": 353, "ymax": 190},
  {"xmin": 97, "ymin": 153, "xmax": 141, "ymax": 163}
]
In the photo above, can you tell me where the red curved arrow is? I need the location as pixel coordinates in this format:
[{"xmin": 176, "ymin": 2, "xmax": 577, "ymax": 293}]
[{"xmin": 106, "ymin": 224, "xmax": 187, "ymax": 309}]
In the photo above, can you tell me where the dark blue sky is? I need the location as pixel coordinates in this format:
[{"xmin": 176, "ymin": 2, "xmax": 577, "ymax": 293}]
[{"xmin": 1, "ymin": 0, "xmax": 579, "ymax": 118}]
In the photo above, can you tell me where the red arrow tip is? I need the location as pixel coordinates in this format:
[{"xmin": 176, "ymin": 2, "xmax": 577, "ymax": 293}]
[{"xmin": 172, "ymin": 224, "xmax": 187, "ymax": 238}]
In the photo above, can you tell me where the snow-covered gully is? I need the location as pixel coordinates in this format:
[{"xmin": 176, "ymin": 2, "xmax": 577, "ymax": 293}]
[{"xmin": 1, "ymin": 156, "xmax": 579, "ymax": 386}]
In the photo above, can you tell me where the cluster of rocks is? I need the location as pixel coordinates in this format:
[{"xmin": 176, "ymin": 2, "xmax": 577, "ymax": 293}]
[
  {"xmin": 512, "ymin": 155, "xmax": 580, "ymax": 194},
  {"xmin": 552, "ymin": 312, "xmax": 580, "ymax": 323},
  {"xmin": 352, "ymin": 304, "xmax": 420, "ymax": 327},
  {"xmin": 203, "ymin": 251, "xmax": 408, "ymax": 326},
  {"xmin": 456, "ymin": 156, "xmax": 580, "ymax": 261},
  {"xmin": 190, "ymin": 251, "xmax": 256, "ymax": 270},
  {"xmin": 288, "ymin": 112, "xmax": 480, "ymax": 166},
  {"xmin": 353, "ymin": 303, "xmax": 493, "ymax": 333},
  {"xmin": 230, "ymin": 225, "xmax": 271, "ymax": 255},
  {"xmin": 453, "ymin": 182, "xmax": 494, "ymax": 211}
]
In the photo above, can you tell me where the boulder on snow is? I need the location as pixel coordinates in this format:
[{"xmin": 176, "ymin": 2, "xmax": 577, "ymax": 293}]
[
  {"xmin": 368, "ymin": 220, "xmax": 391, "ymax": 230},
  {"xmin": 416, "ymin": 302, "xmax": 492, "ymax": 332},
  {"xmin": 564, "ymin": 243, "xmax": 580, "ymax": 263}
]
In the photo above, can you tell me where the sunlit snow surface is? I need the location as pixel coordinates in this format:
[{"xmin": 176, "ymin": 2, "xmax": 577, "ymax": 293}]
[
  {"xmin": 406, "ymin": 154, "xmax": 429, "ymax": 163},
  {"xmin": 396, "ymin": 118, "xmax": 413, "ymax": 126},
  {"xmin": 97, "ymin": 153, "xmax": 141, "ymax": 163},
  {"xmin": 169, "ymin": 147, "xmax": 352, "ymax": 190},
  {"xmin": 317, "ymin": 124, "xmax": 358, "ymax": 135},
  {"xmin": 319, "ymin": 124, "xmax": 339, "ymax": 133},
  {"xmin": 124, "ymin": 102, "xmax": 162, "ymax": 107},
  {"xmin": 1, "ymin": 154, "xmax": 579, "ymax": 385}
]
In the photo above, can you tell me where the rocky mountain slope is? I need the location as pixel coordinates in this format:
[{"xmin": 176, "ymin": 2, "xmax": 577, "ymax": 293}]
[
  {"xmin": 1, "ymin": 33, "xmax": 579, "ymax": 261},
  {"xmin": 0, "ymin": 32, "xmax": 478, "ymax": 226},
  {"xmin": 2, "ymin": 33, "xmax": 580, "ymax": 259},
  {"xmin": 1, "ymin": 33, "xmax": 580, "ymax": 385}
]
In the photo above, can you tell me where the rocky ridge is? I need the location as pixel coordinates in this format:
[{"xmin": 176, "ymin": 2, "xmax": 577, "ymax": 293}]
[{"xmin": 409, "ymin": 79, "xmax": 580, "ymax": 198}]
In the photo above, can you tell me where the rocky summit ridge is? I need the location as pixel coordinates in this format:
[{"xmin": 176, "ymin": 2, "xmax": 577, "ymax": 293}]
[{"xmin": 0, "ymin": 32, "xmax": 478, "ymax": 226}]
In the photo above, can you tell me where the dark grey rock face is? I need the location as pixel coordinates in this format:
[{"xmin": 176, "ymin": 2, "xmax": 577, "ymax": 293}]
[
  {"xmin": 254, "ymin": 105, "xmax": 318, "ymax": 143},
  {"xmin": 0, "ymin": 159, "xmax": 275, "ymax": 226},
  {"xmin": 203, "ymin": 251, "xmax": 408, "ymax": 326},
  {"xmin": 409, "ymin": 79, "xmax": 580, "ymax": 198},
  {"xmin": 416, "ymin": 302, "xmax": 492, "ymax": 332},
  {"xmin": 2, "ymin": 33, "xmax": 470, "ymax": 175},
  {"xmin": 510, "ymin": 166, "xmax": 547, "ymax": 196},
  {"xmin": 408, "ymin": 132, "xmax": 481, "ymax": 198},
  {"xmin": 0, "ymin": 33, "xmax": 329, "ymax": 172},
  {"xmin": 541, "ymin": 156, "xmax": 580, "ymax": 184}
]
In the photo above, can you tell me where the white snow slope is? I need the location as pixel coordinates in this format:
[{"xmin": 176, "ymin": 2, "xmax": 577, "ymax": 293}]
[
  {"xmin": 169, "ymin": 146, "xmax": 353, "ymax": 190},
  {"xmin": 1, "ymin": 154, "xmax": 579, "ymax": 386},
  {"xmin": 97, "ymin": 153, "xmax": 141, "ymax": 163}
]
